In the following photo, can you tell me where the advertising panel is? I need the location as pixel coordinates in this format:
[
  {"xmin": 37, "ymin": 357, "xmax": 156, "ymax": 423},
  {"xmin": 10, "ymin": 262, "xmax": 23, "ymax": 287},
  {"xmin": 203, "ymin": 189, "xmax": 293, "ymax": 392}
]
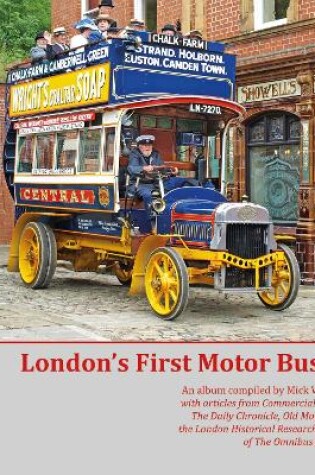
[{"xmin": 9, "ymin": 64, "xmax": 110, "ymax": 117}]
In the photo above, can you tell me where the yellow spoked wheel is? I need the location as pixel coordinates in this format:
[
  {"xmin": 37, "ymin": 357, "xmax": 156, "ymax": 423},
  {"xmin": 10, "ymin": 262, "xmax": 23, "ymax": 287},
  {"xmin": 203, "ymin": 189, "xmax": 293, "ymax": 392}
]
[
  {"xmin": 114, "ymin": 261, "xmax": 133, "ymax": 286},
  {"xmin": 258, "ymin": 243, "xmax": 300, "ymax": 311},
  {"xmin": 19, "ymin": 222, "xmax": 57, "ymax": 289},
  {"xmin": 145, "ymin": 247, "xmax": 189, "ymax": 320}
]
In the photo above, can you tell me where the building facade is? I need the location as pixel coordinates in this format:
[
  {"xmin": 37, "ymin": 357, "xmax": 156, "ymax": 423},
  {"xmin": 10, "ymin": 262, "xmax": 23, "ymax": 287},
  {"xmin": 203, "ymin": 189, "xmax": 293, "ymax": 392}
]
[
  {"xmin": 2, "ymin": 0, "xmax": 315, "ymax": 283},
  {"xmin": 0, "ymin": 84, "xmax": 14, "ymax": 244}
]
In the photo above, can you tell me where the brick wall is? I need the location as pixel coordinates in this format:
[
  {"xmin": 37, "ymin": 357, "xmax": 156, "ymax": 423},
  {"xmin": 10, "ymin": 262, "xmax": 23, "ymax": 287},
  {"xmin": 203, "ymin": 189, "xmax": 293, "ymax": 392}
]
[
  {"xmin": 207, "ymin": 0, "xmax": 240, "ymax": 40},
  {"xmin": 157, "ymin": 0, "xmax": 182, "ymax": 32},
  {"xmin": 51, "ymin": 0, "xmax": 134, "ymax": 33},
  {"xmin": 207, "ymin": 0, "xmax": 315, "ymax": 65},
  {"xmin": 51, "ymin": 0, "xmax": 185, "ymax": 34},
  {"xmin": 0, "ymin": 84, "xmax": 14, "ymax": 244}
]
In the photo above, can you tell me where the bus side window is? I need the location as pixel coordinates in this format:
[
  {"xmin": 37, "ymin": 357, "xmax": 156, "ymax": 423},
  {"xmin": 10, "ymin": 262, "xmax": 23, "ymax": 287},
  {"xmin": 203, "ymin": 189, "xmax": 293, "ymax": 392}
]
[
  {"xmin": 78, "ymin": 128, "xmax": 101, "ymax": 173},
  {"xmin": 18, "ymin": 135, "xmax": 35, "ymax": 173},
  {"xmin": 56, "ymin": 131, "xmax": 77, "ymax": 171},
  {"xmin": 103, "ymin": 127, "xmax": 115, "ymax": 172},
  {"xmin": 35, "ymin": 133, "xmax": 55, "ymax": 171}
]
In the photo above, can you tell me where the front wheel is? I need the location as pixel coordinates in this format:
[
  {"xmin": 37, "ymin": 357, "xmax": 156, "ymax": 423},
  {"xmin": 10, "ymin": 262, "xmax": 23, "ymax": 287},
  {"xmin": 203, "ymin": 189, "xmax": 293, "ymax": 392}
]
[
  {"xmin": 145, "ymin": 247, "xmax": 189, "ymax": 320},
  {"xmin": 258, "ymin": 243, "xmax": 300, "ymax": 311}
]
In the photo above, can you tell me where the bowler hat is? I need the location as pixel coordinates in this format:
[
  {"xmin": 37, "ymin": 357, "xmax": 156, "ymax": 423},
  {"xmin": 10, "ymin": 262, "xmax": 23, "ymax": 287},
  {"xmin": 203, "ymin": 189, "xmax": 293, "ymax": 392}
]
[
  {"xmin": 107, "ymin": 24, "xmax": 121, "ymax": 33},
  {"xmin": 99, "ymin": 0, "xmax": 114, "ymax": 7},
  {"xmin": 35, "ymin": 31, "xmax": 45, "ymax": 40},
  {"xmin": 161, "ymin": 24, "xmax": 177, "ymax": 34}
]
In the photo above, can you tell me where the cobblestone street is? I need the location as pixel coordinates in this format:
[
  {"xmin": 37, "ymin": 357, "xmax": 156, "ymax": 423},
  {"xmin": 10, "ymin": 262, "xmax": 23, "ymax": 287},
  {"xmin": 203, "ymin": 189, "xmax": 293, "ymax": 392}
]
[{"xmin": 0, "ymin": 246, "xmax": 314, "ymax": 341}]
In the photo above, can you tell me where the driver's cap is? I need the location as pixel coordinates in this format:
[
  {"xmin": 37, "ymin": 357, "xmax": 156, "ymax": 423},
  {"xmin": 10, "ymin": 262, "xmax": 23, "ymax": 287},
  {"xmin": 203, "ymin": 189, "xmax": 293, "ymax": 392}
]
[{"xmin": 136, "ymin": 134, "xmax": 155, "ymax": 145}]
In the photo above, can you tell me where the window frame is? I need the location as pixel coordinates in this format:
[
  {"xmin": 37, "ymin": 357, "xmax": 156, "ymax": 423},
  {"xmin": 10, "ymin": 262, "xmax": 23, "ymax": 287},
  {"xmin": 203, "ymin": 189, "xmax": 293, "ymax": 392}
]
[
  {"xmin": 16, "ymin": 134, "xmax": 36, "ymax": 175},
  {"xmin": 81, "ymin": 0, "xmax": 98, "ymax": 18},
  {"xmin": 254, "ymin": 0, "xmax": 288, "ymax": 31},
  {"xmin": 134, "ymin": 0, "xmax": 157, "ymax": 31},
  {"xmin": 55, "ymin": 130, "xmax": 79, "ymax": 173},
  {"xmin": 102, "ymin": 126, "xmax": 117, "ymax": 173},
  {"xmin": 77, "ymin": 126, "xmax": 103, "ymax": 175},
  {"xmin": 34, "ymin": 132, "xmax": 57, "ymax": 173},
  {"xmin": 246, "ymin": 112, "xmax": 301, "ymax": 224}
]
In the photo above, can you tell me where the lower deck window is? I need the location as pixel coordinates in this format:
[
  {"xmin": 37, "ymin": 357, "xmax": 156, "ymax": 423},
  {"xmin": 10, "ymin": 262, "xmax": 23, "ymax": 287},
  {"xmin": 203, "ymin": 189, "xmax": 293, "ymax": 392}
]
[
  {"xmin": 103, "ymin": 127, "xmax": 115, "ymax": 172},
  {"xmin": 18, "ymin": 135, "xmax": 35, "ymax": 173},
  {"xmin": 78, "ymin": 128, "xmax": 101, "ymax": 173},
  {"xmin": 56, "ymin": 131, "xmax": 78, "ymax": 171},
  {"xmin": 36, "ymin": 133, "xmax": 55, "ymax": 170}
]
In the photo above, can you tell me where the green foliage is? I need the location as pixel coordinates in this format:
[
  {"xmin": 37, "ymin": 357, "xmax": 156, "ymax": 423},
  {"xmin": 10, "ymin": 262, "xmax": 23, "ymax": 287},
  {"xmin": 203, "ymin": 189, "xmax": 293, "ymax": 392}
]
[{"xmin": 0, "ymin": 0, "xmax": 51, "ymax": 80}]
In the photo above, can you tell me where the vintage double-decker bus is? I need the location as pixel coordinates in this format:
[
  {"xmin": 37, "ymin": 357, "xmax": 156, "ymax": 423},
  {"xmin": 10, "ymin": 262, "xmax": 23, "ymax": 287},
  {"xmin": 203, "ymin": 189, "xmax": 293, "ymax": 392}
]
[{"xmin": 3, "ymin": 30, "xmax": 300, "ymax": 320}]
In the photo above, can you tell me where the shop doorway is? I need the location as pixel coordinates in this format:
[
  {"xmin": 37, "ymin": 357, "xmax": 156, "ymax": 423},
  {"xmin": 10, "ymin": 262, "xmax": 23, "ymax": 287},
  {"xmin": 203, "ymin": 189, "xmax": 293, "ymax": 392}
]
[{"xmin": 247, "ymin": 112, "xmax": 301, "ymax": 224}]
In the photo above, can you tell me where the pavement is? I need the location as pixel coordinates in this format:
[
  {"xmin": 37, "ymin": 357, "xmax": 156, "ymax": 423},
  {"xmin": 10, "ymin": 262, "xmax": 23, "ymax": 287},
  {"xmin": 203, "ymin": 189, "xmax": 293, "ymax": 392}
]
[{"xmin": 0, "ymin": 244, "xmax": 315, "ymax": 341}]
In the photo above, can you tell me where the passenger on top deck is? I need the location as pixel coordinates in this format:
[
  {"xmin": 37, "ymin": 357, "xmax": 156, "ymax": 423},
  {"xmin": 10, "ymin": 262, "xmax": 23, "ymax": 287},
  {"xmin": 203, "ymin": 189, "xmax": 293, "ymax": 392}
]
[
  {"xmin": 126, "ymin": 18, "xmax": 146, "ymax": 32},
  {"xmin": 184, "ymin": 29, "xmax": 203, "ymax": 40},
  {"xmin": 161, "ymin": 24, "xmax": 177, "ymax": 37},
  {"xmin": 89, "ymin": 13, "xmax": 115, "ymax": 43},
  {"xmin": 107, "ymin": 25, "xmax": 124, "ymax": 39},
  {"xmin": 50, "ymin": 27, "xmax": 70, "ymax": 56},
  {"xmin": 70, "ymin": 18, "xmax": 99, "ymax": 49},
  {"xmin": 30, "ymin": 31, "xmax": 53, "ymax": 64},
  {"xmin": 99, "ymin": 0, "xmax": 114, "ymax": 15}
]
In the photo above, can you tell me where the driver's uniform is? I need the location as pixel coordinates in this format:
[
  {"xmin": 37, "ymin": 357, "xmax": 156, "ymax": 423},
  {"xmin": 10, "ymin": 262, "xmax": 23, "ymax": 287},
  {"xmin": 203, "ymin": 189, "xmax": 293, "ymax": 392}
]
[
  {"xmin": 127, "ymin": 148, "xmax": 164, "ymax": 211},
  {"xmin": 127, "ymin": 148, "xmax": 197, "ymax": 211}
]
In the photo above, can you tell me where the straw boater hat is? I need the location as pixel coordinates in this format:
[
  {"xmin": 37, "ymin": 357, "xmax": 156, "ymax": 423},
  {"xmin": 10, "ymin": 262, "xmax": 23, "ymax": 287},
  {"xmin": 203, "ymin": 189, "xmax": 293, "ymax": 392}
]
[
  {"xmin": 186, "ymin": 29, "xmax": 203, "ymax": 40},
  {"xmin": 95, "ymin": 14, "xmax": 115, "ymax": 25},
  {"xmin": 53, "ymin": 26, "xmax": 67, "ymax": 36},
  {"xmin": 128, "ymin": 18, "xmax": 145, "ymax": 28}
]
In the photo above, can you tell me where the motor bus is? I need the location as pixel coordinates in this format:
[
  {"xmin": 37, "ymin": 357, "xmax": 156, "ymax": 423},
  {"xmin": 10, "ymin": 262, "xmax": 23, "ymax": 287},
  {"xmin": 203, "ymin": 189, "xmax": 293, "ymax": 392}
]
[{"xmin": 3, "ymin": 31, "xmax": 300, "ymax": 320}]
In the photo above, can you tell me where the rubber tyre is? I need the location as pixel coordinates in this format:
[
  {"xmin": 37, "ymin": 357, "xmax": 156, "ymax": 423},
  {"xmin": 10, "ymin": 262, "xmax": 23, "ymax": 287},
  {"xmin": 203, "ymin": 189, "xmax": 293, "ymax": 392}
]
[
  {"xmin": 114, "ymin": 261, "xmax": 133, "ymax": 286},
  {"xmin": 258, "ymin": 243, "xmax": 300, "ymax": 311},
  {"xmin": 145, "ymin": 247, "xmax": 189, "ymax": 320},
  {"xmin": 19, "ymin": 222, "xmax": 57, "ymax": 289}
]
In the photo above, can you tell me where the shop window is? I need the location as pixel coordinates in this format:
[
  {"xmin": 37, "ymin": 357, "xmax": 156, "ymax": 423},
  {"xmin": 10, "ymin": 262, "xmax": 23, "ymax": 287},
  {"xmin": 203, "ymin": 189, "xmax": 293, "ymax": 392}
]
[
  {"xmin": 134, "ymin": 0, "xmax": 157, "ymax": 31},
  {"xmin": 56, "ymin": 131, "xmax": 78, "ymax": 172},
  {"xmin": 247, "ymin": 113, "xmax": 301, "ymax": 224},
  {"xmin": 35, "ymin": 133, "xmax": 55, "ymax": 171},
  {"xmin": 78, "ymin": 128, "xmax": 102, "ymax": 173},
  {"xmin": 18, "ymin": 135, "xmax": 35, "ymax": 173},
  {"xmin": 103, "ymin": 127, "xmax": 115, "ymax": 172},
  {"xmin": 254, "ymin": 0, "xmax": 290, "ymax": 30}
]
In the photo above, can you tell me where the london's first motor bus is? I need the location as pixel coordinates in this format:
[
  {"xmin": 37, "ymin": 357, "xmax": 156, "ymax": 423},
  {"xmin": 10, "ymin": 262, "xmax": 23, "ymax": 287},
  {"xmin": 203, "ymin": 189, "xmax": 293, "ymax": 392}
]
[{"xmin": 3, "ymin": 30, "xmax": 300, "ymax": 319}]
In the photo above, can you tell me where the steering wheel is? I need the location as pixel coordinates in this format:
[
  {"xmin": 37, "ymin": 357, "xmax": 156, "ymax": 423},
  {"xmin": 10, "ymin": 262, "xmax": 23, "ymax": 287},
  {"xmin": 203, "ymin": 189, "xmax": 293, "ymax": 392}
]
[{"xmin": 143, "ymin": 165, "xmax": 177, "ymax": 180}]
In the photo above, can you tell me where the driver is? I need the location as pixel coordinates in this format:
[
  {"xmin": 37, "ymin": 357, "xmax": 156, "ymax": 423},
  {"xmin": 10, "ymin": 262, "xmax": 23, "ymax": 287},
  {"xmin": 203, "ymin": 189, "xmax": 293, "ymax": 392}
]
[
  {"xmin": 127, "ymin": 135, "xmax": 165, "ymax": 210},
  {"xmin": 127, "ymin": 134, "xmax": 196, "ymax": 211}
]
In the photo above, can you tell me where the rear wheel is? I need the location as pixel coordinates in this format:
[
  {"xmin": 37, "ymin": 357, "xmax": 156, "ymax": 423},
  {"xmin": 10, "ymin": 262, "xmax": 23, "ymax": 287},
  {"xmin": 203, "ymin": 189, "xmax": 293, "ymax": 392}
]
[
  {"xmin": 19, "ymin": 222, "xmax": 57, "ymax": 289},
  {"xmin": 258, "ymin": 243, "xmax": 300, "ymax": 311},
  {"xmin": 114, "ymin": 261, "xmax": 133, "ymax": 286},
  {"xmin": 145, "ymin": 247, "xmax": 189, "ymax": 320}
]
